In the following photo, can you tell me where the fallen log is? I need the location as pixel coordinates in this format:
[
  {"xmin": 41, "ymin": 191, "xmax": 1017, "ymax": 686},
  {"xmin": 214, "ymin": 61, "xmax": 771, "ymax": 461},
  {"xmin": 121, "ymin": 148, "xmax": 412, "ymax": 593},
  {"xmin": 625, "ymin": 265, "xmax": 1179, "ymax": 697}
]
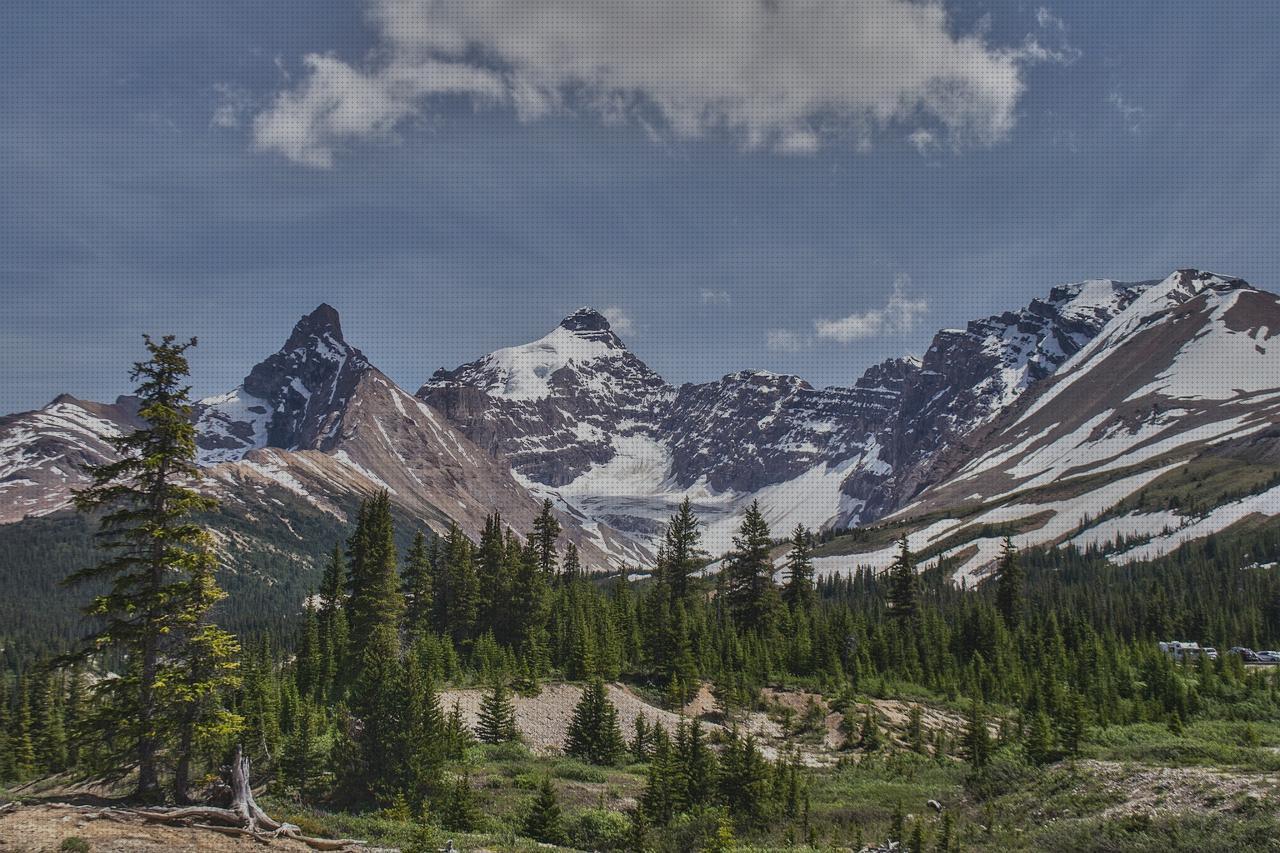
[{"xmin": 78, "ymin": 746, "xmax": 366, "ymax": 851}]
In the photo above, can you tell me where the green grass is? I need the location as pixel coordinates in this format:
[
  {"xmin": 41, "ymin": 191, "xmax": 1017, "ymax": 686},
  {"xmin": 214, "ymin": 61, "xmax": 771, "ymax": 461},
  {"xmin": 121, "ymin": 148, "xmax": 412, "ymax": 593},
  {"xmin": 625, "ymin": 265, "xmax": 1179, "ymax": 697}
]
[{"xmin": 1085, "ymin": 721, "xmax": 1280, "ymax": 771}]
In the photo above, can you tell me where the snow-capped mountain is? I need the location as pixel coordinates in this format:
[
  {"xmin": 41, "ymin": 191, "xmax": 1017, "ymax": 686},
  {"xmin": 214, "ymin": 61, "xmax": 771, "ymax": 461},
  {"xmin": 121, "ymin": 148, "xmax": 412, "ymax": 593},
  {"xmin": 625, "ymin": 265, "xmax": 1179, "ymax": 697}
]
[
  {"xmin": 810, "ymin": 270, "xmax": 1280, "ymax": 581},
  {"xmin": 0, "ymin": 305, "xmax": 633, "ymax": 568},
  {"xmin": 419, "ymin": 277, "xmax": 1190, "ymax": 554},
  {"xmin": 6, "ymin": 268, "xmax": 1279, "ymax": 579}
]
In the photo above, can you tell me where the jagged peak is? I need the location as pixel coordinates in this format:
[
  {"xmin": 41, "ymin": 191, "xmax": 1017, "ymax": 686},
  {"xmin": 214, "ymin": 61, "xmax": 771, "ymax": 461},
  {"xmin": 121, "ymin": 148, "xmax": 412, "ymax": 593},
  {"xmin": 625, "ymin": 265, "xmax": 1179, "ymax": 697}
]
[
  {"xmin": 283, "ymin": 303, "xmax": 347, "ymax": 350},
  {"xmin": 559, "ymin": 307, "xmax": 612, "ymax": 334}
]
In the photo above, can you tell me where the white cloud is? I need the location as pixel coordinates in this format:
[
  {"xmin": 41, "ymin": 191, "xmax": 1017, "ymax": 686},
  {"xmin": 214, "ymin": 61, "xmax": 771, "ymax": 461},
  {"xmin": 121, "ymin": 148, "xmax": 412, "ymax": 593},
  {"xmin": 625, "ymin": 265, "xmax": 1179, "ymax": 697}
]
[
  {"xmin": 701, "ymin": 289, "xmax": 731, "ymax": 306},
  {"xmin": 908, "ymin": 128, "xmax": 939, "ymax": 156},
  {"xmin": 602, "ymin": 306, "xmax": 636, "ymax": 336},
  {"xmin": 1108, "ymin": 91, "xmax": 1144, "ymax": 133},
  {"xmin": 211, "ymin": 83, "xmax": 255, "ymax": 129},
  {"xmin": 814, "ymin": 275, "xmax": 928, "ymax": 343},
  {"xmin": 253, "ymin": 0, "xmax": 1063, "ymax": 167},
  {"xmin": 767, "ymin": 328, "xmax": 810, "ymax": 353}
]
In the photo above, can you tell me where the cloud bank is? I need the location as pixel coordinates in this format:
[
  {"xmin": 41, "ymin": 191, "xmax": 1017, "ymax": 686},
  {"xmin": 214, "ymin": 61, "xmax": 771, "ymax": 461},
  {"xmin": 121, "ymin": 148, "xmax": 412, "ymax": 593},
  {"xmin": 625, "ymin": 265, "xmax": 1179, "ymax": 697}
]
[
  {"xmin": 253, "ymin": 0, "xmax": 1063, "ymax": 166},
  {"xmin": 768, "ymin": 275, "xmax": 928, "ymax": 350},
  {"xmin": 814, "ymin": 275, "xmax": 928, "ymax": 342}
]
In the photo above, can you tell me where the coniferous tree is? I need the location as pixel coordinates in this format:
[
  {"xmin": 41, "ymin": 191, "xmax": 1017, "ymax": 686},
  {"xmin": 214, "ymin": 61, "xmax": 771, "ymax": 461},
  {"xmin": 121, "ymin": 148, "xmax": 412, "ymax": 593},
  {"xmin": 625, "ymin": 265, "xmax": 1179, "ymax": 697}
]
[
  {"xmin": 723, "ymin": 502, "xmax": 779, "ymax": 631},
  {"xmin": 887, "ymin": 537, "xmax": 920, "ymax": 622},
  {"xmin": 402, "ymin": 530, "xmax": 434, "ymax": 641},
  {"xmin": 30, "ymin": 672, "xmax": 67, "ymax": 773},
  {"xmin": 962, "ymin": 701, "xmax": 992, "ymax": 768},
  {"xmin": 532, "ymin": 498, "xmax": 561, "ymax": 577},
  {"xmin": 438, "ymin": 773, "xmax": 479, "ymax": 832},
  {"xmin": 859, "ymin": 710, "xmax": 883, "ymax": 752},
  {"xmin": 67, "ymin": 335, "xmax": 235, "ymax": 799},
  {"xmin": 282, "ymin": 698, "xmax": 323, "ymax": 800},
  {"xmin": 562, "ymin": 542, "xmax": 582, "ymax": 582},
  {"xmin": 440, "ymin": 523, "xmax": 479, "ymax": 646},
  {"xmin": 717, "ymin": 728, "xmax": 772, "ymax": 829},
  {"xmin": 523, "ymin": 777, "xmax": 565, "ymax": 845},
  {"xmin": 403, "ymin": 657, "xmax": 446, "ymax": 804},
  {"xmin": 663, "ymin": 498, "xmax": 704, "ymax": 603},
  {"xmin": 565, "ymin": 679, "xmax": 625, "ymax": 765},
  {"xmin": 13, "ymin": 677, "xmax": 36, "ymax": 777},
  {"xmin": 318, "ymin": 543, "xmax": 349, "ymax": 695},
  {"xmin": 782, "ymin": 524, "xmax": 815, "ymax": 612},
  {"xmin": 171, "ymin": 547, "xmax": 242, "ymax": 802},
  {"xmin": 476, "ymin": 680, "xmax": 519, "ymax": 744},
  {"xmin": 641, "ymin": 725, "xmax": 677, "ymax": 825},
  {"xmin": 994, "ymin": 536, "xmax": 1025, "ymax": 630},
  {"xmin": 0, "ymin": 683, "xmax": 15, "ymax": 781}
]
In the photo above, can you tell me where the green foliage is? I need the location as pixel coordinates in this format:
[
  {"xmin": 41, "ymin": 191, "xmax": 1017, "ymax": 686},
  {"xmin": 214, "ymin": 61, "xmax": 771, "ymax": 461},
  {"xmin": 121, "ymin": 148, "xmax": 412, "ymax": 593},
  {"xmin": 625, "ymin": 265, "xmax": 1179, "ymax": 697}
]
[
  {"xmin": 64, "ymin": 334, "xmax": 239, "ymax": 799},
  {"xmin": 565, "ymin": 679, "xmax": 625, "ymax": 766},
  {"xmin": 522, "ymin": 777, "xmax": 565, "ymax": 845},
  {"xmin": 476, "ymin": 679, "xmax": 519, "ymax": 745}
]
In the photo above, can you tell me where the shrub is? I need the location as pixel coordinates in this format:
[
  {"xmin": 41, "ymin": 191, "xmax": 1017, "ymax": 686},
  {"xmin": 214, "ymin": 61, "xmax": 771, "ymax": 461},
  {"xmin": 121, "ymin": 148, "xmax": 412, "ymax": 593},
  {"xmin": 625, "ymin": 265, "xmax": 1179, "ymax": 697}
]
[{"xmin": 563, "ymin": 807, "xmax": 631, "ymax": 849}]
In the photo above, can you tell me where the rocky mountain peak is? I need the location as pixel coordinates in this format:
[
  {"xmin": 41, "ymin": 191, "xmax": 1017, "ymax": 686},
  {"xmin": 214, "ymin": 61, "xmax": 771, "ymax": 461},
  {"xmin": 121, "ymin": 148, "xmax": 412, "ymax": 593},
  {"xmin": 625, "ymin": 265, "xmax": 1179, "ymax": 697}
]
[
  {"xmin": 559, "ymin": 307, "xmax": 613, "ymax": 335},
  {"xmin": 284, "ymin": 302, "xmax": 345, "ymax": 348}
]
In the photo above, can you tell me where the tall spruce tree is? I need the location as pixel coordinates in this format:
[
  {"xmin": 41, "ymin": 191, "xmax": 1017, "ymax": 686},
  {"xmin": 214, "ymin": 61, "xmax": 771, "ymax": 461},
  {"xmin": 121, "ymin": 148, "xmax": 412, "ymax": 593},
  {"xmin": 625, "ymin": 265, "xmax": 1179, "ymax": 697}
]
[
  {"xmin": 402, "ymin": 530, "xmax": 434, "ymax": 640},
  {"xmin": 723, "ymin": 502, "xmax": 779, "ymax": 631},
  {"xmin": 67, "ymin": 334, "xmax": 236, "ymax": 799},
  {"xmin": 532, "ymin": 498, "xmax": 561, "ymax": 577},
  {"xmin": 993, "ymin": 536, "xmax": 1025, "ymax": 630},
  {"xmin": 782, "ymin": 524, "xmax": 815, "ymax": 612},
  {"xmin": 523, "ymin": 778, "xmax": 565, "ymax": 845},
  {"xmin": 887, "ymin": 537, "xmax": 920, "ymax": 622},
  {"xmin": 663, "ymin": 498, "xmax": 704, "ymax": 603},
  {"xmin": 170, "ymin": 545, "xmax": 242, "ymax": 802},
  {"xmin": 476, "ymin": 680, "xmax": 519, "ymax": 744},
  {"xmin": 565, "ymin": 679, "xmax": 624, "ymax": 765}
]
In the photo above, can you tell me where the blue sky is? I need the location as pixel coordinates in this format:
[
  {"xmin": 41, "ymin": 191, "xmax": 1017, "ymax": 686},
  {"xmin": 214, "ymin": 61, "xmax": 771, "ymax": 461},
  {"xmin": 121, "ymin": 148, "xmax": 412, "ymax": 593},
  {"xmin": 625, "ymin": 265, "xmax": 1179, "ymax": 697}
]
[{"xmin": 3, "ymin": 0, "xmax": 1278, "ymax": 413}]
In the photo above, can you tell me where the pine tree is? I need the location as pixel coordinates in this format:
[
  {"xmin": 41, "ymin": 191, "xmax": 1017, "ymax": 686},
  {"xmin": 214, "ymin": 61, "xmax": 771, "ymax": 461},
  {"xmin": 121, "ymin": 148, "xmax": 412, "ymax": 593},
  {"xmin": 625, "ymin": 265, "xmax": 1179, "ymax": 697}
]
[
  {"xmin": 476, "ymin": 680, "xmax": 519, "ymax": 744},
  {"xmin": 675, "ymin": 719, "xmax": 717, "ymax": 811},
  {"xmin": 782, "ymin": 524, "xmax": 815, "ymax": 612},
  {"xmin": 717, "ymin": 728, "xmax": 771, "ymax": 829},
  {"xmin": 994, "ymin": 536, "xmax": 1024, "ymax": 629},
  {"xmin": 724, "ymin": 502, "xmax": 779, "ymax": 631},
  {"xmin": 440, "ymin": 523, "xmax": 479, "ymax": 646},
  {"xmin": 30, "ymin": 672, "xmax": 67, "ymax": 773},
  {"xmin": 859, "ymin": 710, "xmax": 883, "ymax": 752},
  {"xmin": 532, "ymin": 498, "xmax": 561, "ymax": 577},
  {"xmin": 907, "ymin": 704, "xmax": 927, "ymax": 754},
  {"xmin": 703, "ymin": 808, "xmax": 736, "ymax": 852},
  {"xmin": 625, "ymin": 808, "xmax": 651, "ymax": 852},
  {"xmin": 1024, "ymin": 708, "xmax": 1055, "ymax": 765},
  {"xmin": 0, "ymin": 682, "xmax": 15, "ymax": 781},
  {"xmin": 890, "ymin": 801, "xmax": 906, "ymax": 842},
  {"xmin": 12, "ymin": 677, "xmax": 36, "ymax": 776},
  {"xmin": 402, "ymin": 530, "xmax": 434, "ymax": 640},
  {"xmin": 404, "ymin": 658, "xmax": 447, "ymax": 803},
  {"xmin": 641, "ymin": 725, "xmax": 677, "ymax": 825},
  {"xmin": 318, "ymin": 543, "xmax": 348, "ymax": 695},
  {"xmin": 171, "ymin": 546, "xmax": 243, "ymax": 802},
  {"xmin": 663, "ymin": 498, "xmax": 704, "ymax": 603},
  {"xmin": 346, "ymin": 492, "xmax": 404, "ymax": 661},
  {"xmin": 936, "ymin": 811, "xmax": 955, "ymax": 853},
  {"xmin": 296, "ymin": 604, "xmax": 322, "ymax": 700},
  {"xmin": 887, "ymin": 537, "xmax": 920, "ymax": 622},
  {"xmin": 523, "ymin": 777, "xmax": 565, "ymax": 845},
  {"xmin": 962, "ymin": 701, "xmax": 992, "ymax": 768},
  {"xmin": 565, "ymin": 679, "xmax": 625, "ymax": 765},
  {"xmin": 66, "ymin": 334, "xmax": 234, "ymax": 799},
  {"xmin": 438, "ymin": 773, "xmax": 479, "ymax": 832},
  {"xmin": 910, "ymin": 818, "xmax": 926, "ymax": 853},
  {"xmin": 282, "ymin": 698, "xmax": 323, "ymax": 800},
  {"xmin": 562, "ymin": 542, "xmax": 582, "ymax": 582}
]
